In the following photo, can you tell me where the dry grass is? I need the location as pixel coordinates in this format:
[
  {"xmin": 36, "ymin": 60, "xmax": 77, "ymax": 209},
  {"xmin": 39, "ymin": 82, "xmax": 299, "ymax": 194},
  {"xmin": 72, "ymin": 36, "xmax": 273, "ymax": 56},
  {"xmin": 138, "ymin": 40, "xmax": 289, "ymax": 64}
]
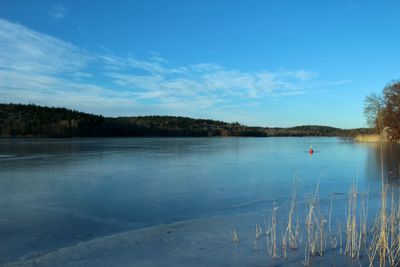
[
  {"xmin": 285, "ymin": 177, "xmax": 300, "ymax": 251},
  {"xmin": 232, "ymin": 181, "xmax": 400, "ymax": 266},
  {"xmin": 266, "ymin": 202, "xmax": 279, "ymax": 260},
  {"xmin": 231, "ymin": 228, "xmax": 239, "ymax": 244},
  {"xmin": 254, "ymin": 224, "xmax": 262, "ymax": 251},
  {"xmin": 344, "ymin": 183, "xmax": 360, "ymax": 258},
  {"xmin": 255, "ymin": 224, "xmax": 262, "ymax": 240},
  {"xmin": 355, "ymin": 134, "xmax": 385, "ymax": 143}
]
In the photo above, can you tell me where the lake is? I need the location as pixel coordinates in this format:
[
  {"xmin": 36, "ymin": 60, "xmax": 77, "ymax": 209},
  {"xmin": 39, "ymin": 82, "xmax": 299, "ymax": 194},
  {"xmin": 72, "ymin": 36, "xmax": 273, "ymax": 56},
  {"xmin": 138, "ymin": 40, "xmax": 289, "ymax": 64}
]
[{"xmin": 1, "ymin": 137, "xmax": 399, "ymax": 265}]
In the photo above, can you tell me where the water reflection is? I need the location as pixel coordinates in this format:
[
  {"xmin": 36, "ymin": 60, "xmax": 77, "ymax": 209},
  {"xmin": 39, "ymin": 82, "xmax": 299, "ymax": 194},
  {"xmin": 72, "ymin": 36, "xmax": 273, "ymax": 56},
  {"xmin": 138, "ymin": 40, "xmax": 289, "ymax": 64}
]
[{"xmin": 365, "ymin": 142, "xmax": 400, "ymax": 185}]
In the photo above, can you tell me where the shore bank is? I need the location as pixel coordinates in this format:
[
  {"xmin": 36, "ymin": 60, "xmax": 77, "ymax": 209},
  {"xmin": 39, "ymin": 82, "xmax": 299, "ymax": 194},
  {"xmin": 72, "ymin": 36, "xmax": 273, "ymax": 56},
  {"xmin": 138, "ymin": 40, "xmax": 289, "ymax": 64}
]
[{"xmin": 354, "ymin": 134, "xmax": 384, "ymax": 143}]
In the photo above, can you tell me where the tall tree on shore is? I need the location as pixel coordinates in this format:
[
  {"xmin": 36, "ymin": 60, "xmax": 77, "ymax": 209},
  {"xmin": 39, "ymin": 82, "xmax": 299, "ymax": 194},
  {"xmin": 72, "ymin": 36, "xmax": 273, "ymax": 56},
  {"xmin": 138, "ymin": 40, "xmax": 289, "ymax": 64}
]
[
  {"xmin": 365, "ymin": 80, "xmax": 400, "ymax": 142},
  {"xmin": 383, "ymin": 80, "xmax": 400, "ymax": 141},
  {"xmin": 364, "ymin": 92, "xmax": 384, "ymax": 133}
]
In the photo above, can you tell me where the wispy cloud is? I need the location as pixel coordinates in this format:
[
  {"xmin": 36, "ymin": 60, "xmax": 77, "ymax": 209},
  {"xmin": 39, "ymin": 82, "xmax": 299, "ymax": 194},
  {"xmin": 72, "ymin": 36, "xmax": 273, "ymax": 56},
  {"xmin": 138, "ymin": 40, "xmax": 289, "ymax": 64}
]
[
  {"xmin": 0, "ymin": 18, "xmax": 348, "ymax": 120},
  {"xmin": 47, "ymin": 4, "xmax": 68, "ymax": 21}
]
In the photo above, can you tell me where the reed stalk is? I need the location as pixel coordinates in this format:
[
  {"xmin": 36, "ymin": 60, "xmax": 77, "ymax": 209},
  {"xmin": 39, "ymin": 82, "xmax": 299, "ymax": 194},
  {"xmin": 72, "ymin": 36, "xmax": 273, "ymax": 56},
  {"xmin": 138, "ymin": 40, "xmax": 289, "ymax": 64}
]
[{"xmin": 232, "ymin": 228, "xmax": 239, "ymax": 244}]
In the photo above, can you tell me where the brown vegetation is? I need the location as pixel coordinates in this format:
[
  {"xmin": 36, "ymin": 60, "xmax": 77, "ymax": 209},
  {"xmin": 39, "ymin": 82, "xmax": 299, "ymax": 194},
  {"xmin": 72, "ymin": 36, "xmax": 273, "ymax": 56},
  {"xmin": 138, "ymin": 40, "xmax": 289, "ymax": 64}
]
[
  {"xmin": 364, "ymin": 80, "xmax": 400, "ymax": 142},
  {"xmin": 355, "ymin": 134, "xmax": 384, "ymax": 143}
]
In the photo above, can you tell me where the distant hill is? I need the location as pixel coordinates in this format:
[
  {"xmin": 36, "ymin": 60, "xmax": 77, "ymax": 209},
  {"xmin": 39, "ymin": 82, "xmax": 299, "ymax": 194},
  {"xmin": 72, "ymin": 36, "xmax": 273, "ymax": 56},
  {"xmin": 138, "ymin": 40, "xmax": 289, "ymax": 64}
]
[{"xmin": 0, "ymin": 103, "xmax": 372, "ymax": 137}]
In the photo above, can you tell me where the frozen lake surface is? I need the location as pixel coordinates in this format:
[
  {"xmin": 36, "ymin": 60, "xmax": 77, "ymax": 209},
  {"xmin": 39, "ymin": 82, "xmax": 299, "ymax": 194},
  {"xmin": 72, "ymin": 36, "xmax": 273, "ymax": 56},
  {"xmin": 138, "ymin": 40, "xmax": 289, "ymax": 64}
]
[{"xmin": 1, "ymin": 137, "xmax": 399, "ymax": 266}]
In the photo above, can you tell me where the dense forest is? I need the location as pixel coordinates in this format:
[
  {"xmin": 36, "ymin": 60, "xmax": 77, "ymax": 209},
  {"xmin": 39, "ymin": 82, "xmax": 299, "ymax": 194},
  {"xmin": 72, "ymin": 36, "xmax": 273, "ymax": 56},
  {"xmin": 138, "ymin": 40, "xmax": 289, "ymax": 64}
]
[{"xmin": 0, "ymin": 103, "xmax": 371, "ymax": 138}]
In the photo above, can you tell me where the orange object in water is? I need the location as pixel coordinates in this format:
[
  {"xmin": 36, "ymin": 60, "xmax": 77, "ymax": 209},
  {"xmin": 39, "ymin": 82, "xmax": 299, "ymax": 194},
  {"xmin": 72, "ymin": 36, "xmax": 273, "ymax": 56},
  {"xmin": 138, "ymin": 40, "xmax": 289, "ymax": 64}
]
[{"xmin": 309, "ymin": 145, "xmax": 314, "ymax": 154}]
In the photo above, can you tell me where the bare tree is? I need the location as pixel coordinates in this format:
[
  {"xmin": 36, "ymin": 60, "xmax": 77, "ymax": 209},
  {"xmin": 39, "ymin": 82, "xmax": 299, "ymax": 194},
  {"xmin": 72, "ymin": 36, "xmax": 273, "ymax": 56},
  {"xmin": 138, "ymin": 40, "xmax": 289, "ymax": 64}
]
[{"xmin": 364, "ymin": 92, "xmax": 384, "ymax": 133}]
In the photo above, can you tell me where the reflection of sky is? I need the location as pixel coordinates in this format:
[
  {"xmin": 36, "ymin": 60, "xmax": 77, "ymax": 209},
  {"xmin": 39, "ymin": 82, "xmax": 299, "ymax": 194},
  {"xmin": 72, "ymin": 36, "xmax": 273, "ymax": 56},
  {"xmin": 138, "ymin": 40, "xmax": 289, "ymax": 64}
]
[{"xmin": 0, "ymin": 138, "xmax": 397, "ymax": 263}]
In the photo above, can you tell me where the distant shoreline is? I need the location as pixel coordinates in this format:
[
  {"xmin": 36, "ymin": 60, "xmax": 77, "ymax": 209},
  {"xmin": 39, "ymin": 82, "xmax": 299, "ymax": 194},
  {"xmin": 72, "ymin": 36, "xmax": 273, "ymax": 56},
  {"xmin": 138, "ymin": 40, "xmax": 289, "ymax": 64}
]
[
  {"xmin": 0, "ymin": 103, "xmax": 372, "ymax": 138},
  {"xmin": 0, "ymin": 135, "xmax": 356, "ymax": 139}
]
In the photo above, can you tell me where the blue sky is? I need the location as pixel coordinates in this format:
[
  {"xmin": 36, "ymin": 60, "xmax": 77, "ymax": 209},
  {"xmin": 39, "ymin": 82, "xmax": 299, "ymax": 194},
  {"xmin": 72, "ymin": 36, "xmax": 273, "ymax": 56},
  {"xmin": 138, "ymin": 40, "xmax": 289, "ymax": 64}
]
[{"xmin": 0, "ymin": 1, "xmax": 399, "ymax": 128}]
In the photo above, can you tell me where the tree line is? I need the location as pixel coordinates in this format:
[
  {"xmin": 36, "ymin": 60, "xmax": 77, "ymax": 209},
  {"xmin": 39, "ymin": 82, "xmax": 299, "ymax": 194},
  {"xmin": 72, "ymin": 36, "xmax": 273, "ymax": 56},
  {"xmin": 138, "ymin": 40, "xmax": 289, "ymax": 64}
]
[{"xmin": 0, "ymin": 103, "xmax": 369, "ymax": 138}]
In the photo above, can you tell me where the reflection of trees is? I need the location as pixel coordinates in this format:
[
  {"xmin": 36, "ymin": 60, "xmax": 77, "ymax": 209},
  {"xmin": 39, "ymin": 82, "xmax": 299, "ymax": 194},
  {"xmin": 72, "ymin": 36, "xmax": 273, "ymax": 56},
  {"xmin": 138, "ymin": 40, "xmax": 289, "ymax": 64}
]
[{"xmin": 367, "ymin": 143, "xmax": 400, "ymax": 185}]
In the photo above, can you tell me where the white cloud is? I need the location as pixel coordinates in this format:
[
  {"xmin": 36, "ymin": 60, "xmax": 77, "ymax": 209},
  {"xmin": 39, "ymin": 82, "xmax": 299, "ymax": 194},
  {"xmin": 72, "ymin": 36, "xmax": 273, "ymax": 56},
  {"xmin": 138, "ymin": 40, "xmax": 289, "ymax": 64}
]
[
  {"xmin": 0, "ymin": 18, "xmax": 90, "ymax": 75},
  {"xmin": 0, "ymin": 18, "xmax": 346, "ymax": 120},
  {"xmin": 47, "ymin": 4, "xmax": 68, "ymax": 21}
]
